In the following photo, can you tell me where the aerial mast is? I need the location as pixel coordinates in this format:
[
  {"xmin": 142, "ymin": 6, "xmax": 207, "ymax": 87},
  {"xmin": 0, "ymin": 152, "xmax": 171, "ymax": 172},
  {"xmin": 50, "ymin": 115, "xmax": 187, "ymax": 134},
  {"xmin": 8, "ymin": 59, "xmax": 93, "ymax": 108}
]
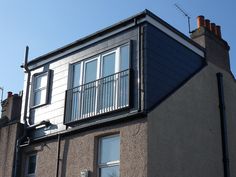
[
  {"xmin": 0, "ymin": 87, "xmax": 3, "ymax": 103},
  {"xmin": 174, "ymin": 3, "xmax": 192, "ymax": 34}
]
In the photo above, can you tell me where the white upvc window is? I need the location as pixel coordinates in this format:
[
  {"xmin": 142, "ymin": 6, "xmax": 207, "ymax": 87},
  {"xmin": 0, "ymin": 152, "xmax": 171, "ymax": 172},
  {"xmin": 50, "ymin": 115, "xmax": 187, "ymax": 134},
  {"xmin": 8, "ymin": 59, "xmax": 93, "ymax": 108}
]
[
  {"xmin": 25, "ymin": 154, "xmax": 37, "ymax": 177},
  {"xmin": 98, "ymin": 135, "xmax": 120, "ymax": 177},
  {"xmin": 71, "ymin": 44, "xmax": 129, "ymax": 88},
  {"xmin": 32, "ymin": 71, "xmax": 50, "ymax": 107},
  {"xmin": 68, "ymin": 44, "xmax": 130, "ymax": 121}
]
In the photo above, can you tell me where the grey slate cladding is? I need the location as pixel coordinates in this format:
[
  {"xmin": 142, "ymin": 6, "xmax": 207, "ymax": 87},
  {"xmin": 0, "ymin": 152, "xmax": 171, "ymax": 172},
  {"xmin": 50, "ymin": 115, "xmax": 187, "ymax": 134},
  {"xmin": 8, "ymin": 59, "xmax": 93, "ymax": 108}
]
[{"xmin": 144, "ymin": 24, "xmax": 205, "ymax": 110}]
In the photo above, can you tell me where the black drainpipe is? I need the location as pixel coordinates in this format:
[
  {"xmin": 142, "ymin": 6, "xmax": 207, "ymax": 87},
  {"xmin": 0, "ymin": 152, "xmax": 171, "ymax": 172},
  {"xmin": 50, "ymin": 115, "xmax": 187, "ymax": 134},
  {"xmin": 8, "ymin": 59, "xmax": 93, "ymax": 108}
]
[
  {"xmin": 216, "ymin": 72, "xmax": 230, "ymax": 177},
  {"xmin": 137, "ymin": 21, "xmax": 141, "ymax": 112},
  {"xmin": 138, "ymin": 22, "xmax": 145, "ymax": 112},
  {"xmin": 13, "ymin": 46, "xmax": 30, "ymax": 177},
  {"xmin": 55, "ymin": 134, "xmax": 61, "ymax": 177}
]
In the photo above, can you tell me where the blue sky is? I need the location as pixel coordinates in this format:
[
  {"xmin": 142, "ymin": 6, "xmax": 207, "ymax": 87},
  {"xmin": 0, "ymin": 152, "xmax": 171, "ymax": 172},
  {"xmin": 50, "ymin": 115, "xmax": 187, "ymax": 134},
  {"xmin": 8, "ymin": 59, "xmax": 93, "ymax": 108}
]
[{"xmin": 0, "ymin": 0, "xmax": 235, "ymax": 98}]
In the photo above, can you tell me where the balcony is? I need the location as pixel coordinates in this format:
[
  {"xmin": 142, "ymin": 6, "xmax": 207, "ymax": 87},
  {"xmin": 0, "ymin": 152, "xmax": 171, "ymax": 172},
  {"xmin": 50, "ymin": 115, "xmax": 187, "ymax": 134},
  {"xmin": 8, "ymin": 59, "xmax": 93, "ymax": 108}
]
[{"xmin": 64, "ymin": 69, "xmax": 130, "ymax": 124}]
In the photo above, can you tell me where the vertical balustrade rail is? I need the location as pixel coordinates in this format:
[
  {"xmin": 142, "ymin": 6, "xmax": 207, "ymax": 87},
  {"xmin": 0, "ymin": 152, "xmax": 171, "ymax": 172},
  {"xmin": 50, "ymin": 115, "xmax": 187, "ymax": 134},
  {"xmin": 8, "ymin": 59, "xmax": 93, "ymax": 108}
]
[{"xmin": 65, "ymin": 69, "xmax": 130, "ymax": 124}]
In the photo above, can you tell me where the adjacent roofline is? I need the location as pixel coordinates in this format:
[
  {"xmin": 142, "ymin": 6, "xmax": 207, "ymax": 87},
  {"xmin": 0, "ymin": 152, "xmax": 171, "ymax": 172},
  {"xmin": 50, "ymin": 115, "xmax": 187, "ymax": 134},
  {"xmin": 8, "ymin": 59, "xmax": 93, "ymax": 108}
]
[{"xmin": 27, "ymin": 9, "xmax": 204, "ymax": 67}]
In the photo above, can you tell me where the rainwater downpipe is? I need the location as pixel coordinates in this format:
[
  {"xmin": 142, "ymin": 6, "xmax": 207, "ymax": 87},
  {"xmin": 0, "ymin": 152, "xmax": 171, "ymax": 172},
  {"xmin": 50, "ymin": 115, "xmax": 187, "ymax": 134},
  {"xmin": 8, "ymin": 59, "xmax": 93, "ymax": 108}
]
[
  {"xmin": 216, "ymin": 72, "xmax": 230, "ymax": 177},
  {"xmin": 13, "ymin": 46, "xmax": 30, "ymax": 177},
  {"xmin": 56, "ymin": 134, "xmax": 61, "ymax": 177},
  {"xmin": 137, "ymin": 19, "xmax": 141, "ymax": 112},
  {"xmin": 137, "ymin": 20, "xmax": 145, "ymax": 112}
]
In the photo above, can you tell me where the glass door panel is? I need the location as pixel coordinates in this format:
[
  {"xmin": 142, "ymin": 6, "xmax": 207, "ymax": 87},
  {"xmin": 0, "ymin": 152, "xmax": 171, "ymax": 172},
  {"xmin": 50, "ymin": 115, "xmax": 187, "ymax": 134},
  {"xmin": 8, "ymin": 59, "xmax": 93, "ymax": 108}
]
[
  {"xmin": 120, "ymin": 45, "xmax": 129, "ymax": 70},
  {"xmin": 72, "ymin": 63, "xmax": 81, "ymax": 87},
  {"xmin": 82, "ymin": 59, "xmax": 98, "ymax": 117},
  {"xmin": 99, "ymin": 52, "xmax": 116, "ymax": 111},
  {"xmin": 85, "ymin": 60, "xmax": 97, "ymax": 83},
  {"xmin": 118, "ymin": 45, "xmax": 129, "ymax": 107},
  {"xmin": 71, "ymin": 63, "xmax": 81, "ymax": 121}
]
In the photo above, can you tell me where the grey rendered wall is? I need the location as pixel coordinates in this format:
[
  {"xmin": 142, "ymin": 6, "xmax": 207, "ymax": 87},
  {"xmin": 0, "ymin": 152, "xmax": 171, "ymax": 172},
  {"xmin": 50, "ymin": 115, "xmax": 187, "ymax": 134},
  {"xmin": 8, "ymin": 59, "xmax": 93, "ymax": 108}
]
[
  {"xmin": 21, "ymin": 118, "xmax": 147, "ymax": 177},
  {"xmin": 148, "ymin": 63, "xmax": 236, "ymax": 177},
  {"xmin": 0, "ymin": 123, "xmax": 23, "ymax": 177},
  {"xmin": 222, "ymin": 70, "xmax": 236, "ymax": 176},
  {"xmin": 144, "ymin": 23, "xmax": 205, "ymax": 110}
]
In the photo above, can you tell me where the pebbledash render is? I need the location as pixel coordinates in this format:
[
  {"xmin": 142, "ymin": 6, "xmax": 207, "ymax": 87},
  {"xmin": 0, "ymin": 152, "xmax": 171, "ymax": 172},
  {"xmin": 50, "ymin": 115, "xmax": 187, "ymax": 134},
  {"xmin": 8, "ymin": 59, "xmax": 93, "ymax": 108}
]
[{"xmin": 0, "ymin": 9, "xmax": 236, "ymax": 177}]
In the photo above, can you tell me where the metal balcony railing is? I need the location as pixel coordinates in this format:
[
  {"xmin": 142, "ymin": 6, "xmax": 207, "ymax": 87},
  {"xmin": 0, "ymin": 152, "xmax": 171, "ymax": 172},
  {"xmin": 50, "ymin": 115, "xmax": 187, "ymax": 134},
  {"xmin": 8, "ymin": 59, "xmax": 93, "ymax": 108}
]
[{"xmin": 64, "ymin": 69, "xmax": 130, "ymax": 124}]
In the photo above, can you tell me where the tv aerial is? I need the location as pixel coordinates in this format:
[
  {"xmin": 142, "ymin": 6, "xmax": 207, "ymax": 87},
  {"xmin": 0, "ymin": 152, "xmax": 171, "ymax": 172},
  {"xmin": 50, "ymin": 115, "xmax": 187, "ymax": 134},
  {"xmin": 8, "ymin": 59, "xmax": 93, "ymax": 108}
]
[
  {"xmin": 0, "ymin": 87, "xmax": 3, "ymax": 103},
  {"xmin": 174, "ymin": 3, "xmax": 192, "ymax": 34}
]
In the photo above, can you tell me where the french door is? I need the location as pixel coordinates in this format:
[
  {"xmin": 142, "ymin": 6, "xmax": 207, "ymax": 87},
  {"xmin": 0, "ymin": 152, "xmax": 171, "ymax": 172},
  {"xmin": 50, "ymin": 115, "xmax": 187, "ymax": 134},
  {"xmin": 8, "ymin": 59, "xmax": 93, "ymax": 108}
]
[
  {"xmin": 81, "ymin": 58, "xmax": 99, "ymax": 118},
  {"xmin": 69, "ymin": 44, "xmax": 129, "ymax": 121}
]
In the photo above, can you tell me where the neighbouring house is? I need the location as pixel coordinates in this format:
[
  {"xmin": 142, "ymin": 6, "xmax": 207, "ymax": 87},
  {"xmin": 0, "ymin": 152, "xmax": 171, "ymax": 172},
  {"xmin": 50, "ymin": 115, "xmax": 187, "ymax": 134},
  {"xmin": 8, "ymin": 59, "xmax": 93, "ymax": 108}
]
[
  {"xmin": 0, "ymin": 9, "xmax": 236, "ymax": 177},
  {"xmin": 0, "ymin": 92, "xmax": 22, "ymax": 177}
]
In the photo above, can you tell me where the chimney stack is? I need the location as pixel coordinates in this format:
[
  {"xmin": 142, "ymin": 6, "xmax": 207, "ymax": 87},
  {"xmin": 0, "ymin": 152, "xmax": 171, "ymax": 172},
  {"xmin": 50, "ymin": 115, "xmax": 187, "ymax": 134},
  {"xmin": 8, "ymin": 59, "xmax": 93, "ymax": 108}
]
[
  {"xmin": 191, "ymin": 15, "xmax": 230, "ymax": 72},
  {"xmin": 1, "ymin": 92, "xmax": 22, "ymax": 123},
  {"xmin": 196, "ymin": 16, "xmax": 222, "ymax": 39}
]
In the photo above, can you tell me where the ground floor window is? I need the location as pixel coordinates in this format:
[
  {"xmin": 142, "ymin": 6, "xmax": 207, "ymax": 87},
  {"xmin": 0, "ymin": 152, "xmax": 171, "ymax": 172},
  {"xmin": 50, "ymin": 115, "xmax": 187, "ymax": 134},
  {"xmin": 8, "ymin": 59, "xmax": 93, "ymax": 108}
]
[
  {"xmin": 25, "ymin": 153, "xmax": 37, "ymax": 177},
  {"xmin": 98, "ymin": 135, "xmax": 120, "ymax": 177}
]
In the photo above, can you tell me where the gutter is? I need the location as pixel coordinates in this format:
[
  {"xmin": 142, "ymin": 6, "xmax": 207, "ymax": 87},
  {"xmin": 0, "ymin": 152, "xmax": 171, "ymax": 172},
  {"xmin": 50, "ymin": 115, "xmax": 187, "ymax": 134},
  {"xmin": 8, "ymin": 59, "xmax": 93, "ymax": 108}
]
[{"xmin": 216, "ymin": 72, "xmax": 230, "ymax": 177}]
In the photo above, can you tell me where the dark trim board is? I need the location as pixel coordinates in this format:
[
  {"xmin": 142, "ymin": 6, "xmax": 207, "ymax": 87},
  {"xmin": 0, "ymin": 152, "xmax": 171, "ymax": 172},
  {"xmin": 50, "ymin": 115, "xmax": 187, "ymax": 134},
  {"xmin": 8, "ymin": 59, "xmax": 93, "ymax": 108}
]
[{"xmin": 25, "ymin": 111, "xmax": 147, "ymax": 145}]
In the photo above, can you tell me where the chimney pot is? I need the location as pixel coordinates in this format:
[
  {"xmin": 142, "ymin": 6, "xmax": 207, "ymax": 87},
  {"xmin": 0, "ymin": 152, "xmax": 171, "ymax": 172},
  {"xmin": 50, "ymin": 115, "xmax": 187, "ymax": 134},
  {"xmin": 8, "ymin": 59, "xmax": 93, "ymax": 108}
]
[
  {"xmin": 215, "ymin": 25, "xmax": 222, "ymax": 38},
  {"xmin": 197, "ymin": 16, "xmax": 205, "ymax": 28},
  {"xmin": 204, "ymin": 19, "xmax": 211, "ymax": 30},
  {"xmin": 8, "ymin": 92, "xmax": 13, "ymax": 98},
  {"xmin": 210, "ymin": 23, "xmax": 216, "ymax": 33}
]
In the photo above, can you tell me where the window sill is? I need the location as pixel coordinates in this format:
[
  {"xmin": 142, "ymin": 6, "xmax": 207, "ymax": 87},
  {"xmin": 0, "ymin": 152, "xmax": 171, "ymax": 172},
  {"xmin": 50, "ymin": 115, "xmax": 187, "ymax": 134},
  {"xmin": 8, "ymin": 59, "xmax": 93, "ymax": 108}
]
[{"xmin": 30, "ymin": 102, "xmax": 48, "ymax": 110}]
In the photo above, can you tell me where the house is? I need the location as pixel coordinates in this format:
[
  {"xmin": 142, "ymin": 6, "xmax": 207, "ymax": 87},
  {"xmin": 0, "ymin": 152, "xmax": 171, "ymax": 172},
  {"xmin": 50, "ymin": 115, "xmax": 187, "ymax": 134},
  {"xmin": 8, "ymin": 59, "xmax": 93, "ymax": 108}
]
[{"xmin": 1, "ymin": 9, "xmax": 236, "ymax": 177}]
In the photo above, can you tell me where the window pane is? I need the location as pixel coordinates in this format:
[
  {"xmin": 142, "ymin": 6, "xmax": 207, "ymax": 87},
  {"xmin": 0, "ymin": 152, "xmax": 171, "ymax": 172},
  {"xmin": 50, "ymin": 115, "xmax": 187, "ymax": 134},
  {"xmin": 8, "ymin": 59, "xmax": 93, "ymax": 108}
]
[
  {"xmin": 102, "ymin": 53, "xmax": 115, "ymax": 77},
  {"xmin": 100, "ymin": 166, "xmax": 119, "ymax": 177},
  {"xmin": 85, "ymin": 59, "xmax": 97, "ymax": 83},
  {"xmin": 35, "ymin": 74, "xmax": 47, "ymax": 89},
  {"xmin": 34, "ymin": 89, "xmax": 46, "ymax": 106},
  {"xmin": 99, "ymin": 75, "xmax": 115, "ymax": 110},
  {"xmin": 82, "ymin": 59, "xmax": 97, "ymax": 116},
  {"xmin": 120, "ymin": 45, "xmax": 129, "ymax": 71},
  {"xmin": 100, "ymin": 135, "xmax": 120, "ymax": 164},
  {"xmin": 99, "ymin": 53, "xmax": 116, "ymax": 111},
  {"xmin": 73, "ymin": 63, "xmax": 81, "ymax": 88},
  {"xmin": 28, "ymin": 155, "xmax": 36, "ymax": 174},
  {"xmin": 81, "ymin": 82, "xmax": 96, "ymax": 116},
  {"xmin": 71, "ymin": 87, "xmax": 81, "ymax": 120}
]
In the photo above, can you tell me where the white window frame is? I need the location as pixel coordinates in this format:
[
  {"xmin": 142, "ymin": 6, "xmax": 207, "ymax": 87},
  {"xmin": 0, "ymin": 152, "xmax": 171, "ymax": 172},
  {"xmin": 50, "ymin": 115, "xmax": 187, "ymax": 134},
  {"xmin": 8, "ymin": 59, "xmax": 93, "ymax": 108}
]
[
  {"xmin": 31, "ymin": 71, "xmax": 50, "ymax": 108},
  {"xmin": 69, "ymin": 43, "xmax": 130, "ymax": 120},
  {"xmin": 71, "ymin": 44, "xmax": 129, "ymax": 88},
  {"xmin": 99, "ymin": 50, "xmax": 118, "ymax": 112},
  {"xmin": 98, "ymin": 134, "xmax": 120, "ymax": 177},
  {"xmin": 25, "ymin": 153, "xmax": 37, "ymax": 177},
  {"xmin": 81, "ymin": 57, "xmax": 100, "ymax": 118}
]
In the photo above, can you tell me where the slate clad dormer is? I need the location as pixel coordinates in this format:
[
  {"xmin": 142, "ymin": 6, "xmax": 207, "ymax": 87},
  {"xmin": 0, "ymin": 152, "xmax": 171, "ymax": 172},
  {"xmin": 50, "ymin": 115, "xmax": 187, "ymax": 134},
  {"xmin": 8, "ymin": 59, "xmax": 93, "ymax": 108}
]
[{"xmin": 20, "ymin": 10, "xmax": 206, "ymax": 137}]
